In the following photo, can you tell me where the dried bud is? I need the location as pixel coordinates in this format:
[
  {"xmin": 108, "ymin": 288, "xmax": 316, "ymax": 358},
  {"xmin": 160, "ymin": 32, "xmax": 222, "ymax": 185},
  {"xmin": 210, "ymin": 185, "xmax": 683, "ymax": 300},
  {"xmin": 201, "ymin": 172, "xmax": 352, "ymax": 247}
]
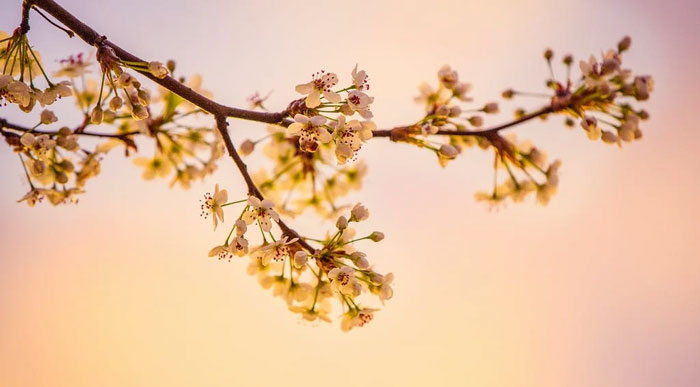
[
  {"xmin": 166, "ymin": 60, "xmax": 176, "ymax": 73},
  {"xmin": 501, "ymin": 89, "xmax": 514, "ymax": 99},
  {"xmin": 562, "ymin": 54, "xmax": 573, "ymax": 66}
]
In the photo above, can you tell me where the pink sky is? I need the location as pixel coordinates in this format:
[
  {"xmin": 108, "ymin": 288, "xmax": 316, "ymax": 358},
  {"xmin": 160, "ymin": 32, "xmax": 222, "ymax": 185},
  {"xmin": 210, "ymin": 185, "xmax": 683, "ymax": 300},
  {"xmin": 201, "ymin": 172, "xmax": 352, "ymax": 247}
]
[{"xmin": 1, "ymin": 0, "xmax": 699, "ymax": 386}]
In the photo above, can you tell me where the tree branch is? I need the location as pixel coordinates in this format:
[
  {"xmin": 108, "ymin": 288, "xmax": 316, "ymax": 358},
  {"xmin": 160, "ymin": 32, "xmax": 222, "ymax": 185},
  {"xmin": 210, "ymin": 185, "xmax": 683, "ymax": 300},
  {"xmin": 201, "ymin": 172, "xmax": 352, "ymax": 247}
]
[
  {"xmin": 27, "ymin": 0, "xmax": 289, "ymax": 124},
  {"xmin": 18, "ymin": 0, "xmax": 558, "ymax": 254},
  {"xmin": 0, "ymin": 117, "xmax": 139, "ymax": 139},
  {"xmin": 371, "ymin": 106, "xmax": 554, "ymax": 140},
  {"xmin": 213, "ymin": 114, "xmax": 316, "ymax": 253}
]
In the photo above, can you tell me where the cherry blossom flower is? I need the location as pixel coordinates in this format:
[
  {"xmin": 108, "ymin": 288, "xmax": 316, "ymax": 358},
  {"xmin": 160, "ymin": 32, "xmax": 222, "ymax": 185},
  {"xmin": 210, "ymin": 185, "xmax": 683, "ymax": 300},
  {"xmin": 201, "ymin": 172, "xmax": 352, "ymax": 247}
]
[
  {"xmin": 438, "ymin": 64, "xmax": 459, "ymax": 89},
  {"xmin": 330, "ymin": 115, "xmax": 363, "ymax": 164},
  {"xmin": 343, "ymin": 90, "xmax": 374, "ymax": 119},
  {"xmin": 53, "ymin": 53, "xmax": 92, "ymax": 78},
  {"xmin": 230, "ymin": 236, "xmax": 249, "ymax": 257},
  {"xmin": 200, "ymin": 184, "xmax": 228, "ymax": 230},
  {"xmin": 286, "ymin": 114, "xmax": 332, "ymax": 152},
  {"xmin": 21, "ymin": 133, "xmax": 56, "ymax": 159},
  {"xmin": 295, "ymin": 70, "xmax": 341, "ymax": 108},
  {"xmin": 351, "ymin": 64, "xmax": 370, "ymax": 90},
  {"xmin": 36, "ymin": 82, "xmax": 72, "ymax": 107},
  {"xmin": 134, "ymin": 154, "xmax": 172, "ymax": 180},
  {"xmin": 209, "ymin": 244, "xmax": 233, "ymax": 261},
  {"xmin": 258, "ymin": 236, "xmax": 298, "ymax": 266},
  {"xmin": 242, "ymin": 196, "xmax": 279, "ymax": 232},
  {"xmin": 350, "ymin": 202, "xmax": 369, "ymax": 221},
  {"xmin": 328, "ymin": 265, "xmax": 359, "ymax": 296}
]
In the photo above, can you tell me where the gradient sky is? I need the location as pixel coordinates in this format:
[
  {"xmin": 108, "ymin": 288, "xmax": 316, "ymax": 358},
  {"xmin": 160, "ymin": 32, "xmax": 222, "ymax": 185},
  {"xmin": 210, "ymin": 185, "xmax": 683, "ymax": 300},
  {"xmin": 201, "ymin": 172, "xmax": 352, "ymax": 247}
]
[{"xmin": 1, "ymin": 0, "xmax": 699, "ymax": 386}]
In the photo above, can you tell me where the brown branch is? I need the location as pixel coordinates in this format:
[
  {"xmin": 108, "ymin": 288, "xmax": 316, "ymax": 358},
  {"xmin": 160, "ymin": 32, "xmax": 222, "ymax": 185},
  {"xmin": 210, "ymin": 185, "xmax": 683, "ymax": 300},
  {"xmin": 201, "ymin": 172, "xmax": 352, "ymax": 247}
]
[
  {"xmin": 27, "ymin": 0, "xmax": 289, "ymax": 124},
  {"xmin": 371, "ymin": 106, "xmax": 554, "ymax": 140},
  {"xmin": 18, "ymin": 0, "xmax": 558, "ymax": 255},
  {"xmin": 214, "ymin": 114, "xmax": 316, "ymax": 253},
  {"xmin": 19, "ymin": 0, "xmax": 31, "ymax": 34},
  {"xmin": 0, "ymin": 117, "xmax": 139, "ymax": 139}
]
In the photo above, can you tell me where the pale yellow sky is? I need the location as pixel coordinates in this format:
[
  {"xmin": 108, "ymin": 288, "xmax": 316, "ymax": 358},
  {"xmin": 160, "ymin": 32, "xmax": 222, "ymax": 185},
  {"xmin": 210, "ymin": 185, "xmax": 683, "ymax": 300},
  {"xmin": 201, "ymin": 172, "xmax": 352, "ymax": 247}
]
[{"xmin": 1, "ymin": 0, "xmax": 699, "ymax": 386}]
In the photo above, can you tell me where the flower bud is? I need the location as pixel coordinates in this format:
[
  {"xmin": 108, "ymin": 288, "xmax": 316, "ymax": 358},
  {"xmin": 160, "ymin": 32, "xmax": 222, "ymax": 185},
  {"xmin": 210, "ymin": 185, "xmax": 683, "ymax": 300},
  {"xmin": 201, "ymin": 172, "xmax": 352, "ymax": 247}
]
[
  {"xmin": 336, "ymin": 215, "xmax": 348, "ymax": 230},
  {"xmin": 109, "ymin": 96, "xmax": 123, "ymax": 112},
  {"xmin": 148, "ymin": 61, "xmax": 169, "ymax": 79},
  {"xmin": 239, "ymin": 139, "xmax": 255, "ymax": 156},
  {"xmin": 544, "ymin": 48, "xmax": 554, "ymax": 61},
  {"xmin": 439, "ymin": 144, "xmax": 459, "ymax": 159},
  {"xmin": 117, "ymin": 72, "xmax": 134, "ymax": 88},
  {"xmin": 601, "ymin": 130, "xmax": 617, "ymax": 144},
  {"xmin": 350, "ymin": 203, "xmax": 369, "ymax": 222},
  {"xmin": 29, "ymin": 159, "xmax": 45, "ymax": 175},
  {"xmin": 102, "ymin": 110, "xmax": 116, "ymax": 123},
  {"xmin": 91, "ymin": 106, "xmax": 103, "ymax": 124},
  {"xmin": 468, "ymin": 116, "xmax": 483, "ymax": 127},
  {"xmin": 618, "ymin": 36, "xmax": 631, "ymax": 52},
  {"xmin": 435, "ymin": 104, "xmax": 450, "ymax": 117},
  {"xmin": 40, "ymin": 109, "xmax": 57, "ymax": 124},
  {"xmin": 369, "ymin": 231, "xmax": 384, "ymax": 242},
  {"xmin": 137, "ymin": 89, "xmax": 151, "ymax": 105},
  {"xmin": 55, "ymin": 172, "xmax": 69, "ymax": 184},
  {"xmin": 58, "ymin": 159, "xmax": 75, "ymax": 173},
  {"xmin": 293, "ymin": 251, "xmax": 308, "ymax": 268},
  {"xmin": 501, "ymin": 89, "xmax": 514, "ymax": 99},
  {"xmin": 482, "ymin": 102, "xmax": 499, "ymax": 114},
  {"xmin": 352, "ymin": 252, "xmax": 369, "ymax": 270},
  {"xmin": 58, "ymin": 126, "xmax": 72, "ymax": 137},
  {"xmin": 131, "ymin": 104, "xmax": 149, "ymax": 120}
]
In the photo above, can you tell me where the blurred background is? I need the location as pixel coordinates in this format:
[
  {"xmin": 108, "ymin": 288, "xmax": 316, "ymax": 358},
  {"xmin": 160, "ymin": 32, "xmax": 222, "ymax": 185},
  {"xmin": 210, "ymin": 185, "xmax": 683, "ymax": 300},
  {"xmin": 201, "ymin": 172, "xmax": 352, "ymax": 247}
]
[{"xmin": 1, "ymin": 0, "xmax": 699, "ymax": 386}]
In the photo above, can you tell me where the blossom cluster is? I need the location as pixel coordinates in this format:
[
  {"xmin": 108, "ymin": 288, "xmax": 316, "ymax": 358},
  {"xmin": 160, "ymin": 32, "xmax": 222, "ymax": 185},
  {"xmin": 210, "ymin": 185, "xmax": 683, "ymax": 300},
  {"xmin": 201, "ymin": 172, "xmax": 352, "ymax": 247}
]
[
  {"xmin": 2, "ymin": 5, "xmax": 655, "ymax": 333},
  {"xmin": 203, "ymin": 188, "xmax": 392, "ymax": 331},
  {"xmin": 2, "ymin": 28, "xmax": 224, "ymax": 205},
  {"xmin": 235, "ymin": 66, "xmax": 377, "ymax": 219},
  {"xmin": 1, "ymin": 29, "xmax": 71, "ymax": 112},
  {"xmin": 507, "ymin": 35, "xmax": 653, "ymax": 146},
  {"xmin": 476, "ymin": 36, "xmax": 654, "ymax": 208},
  {"xmin": 286, "ymin": 66, "xmax": 376, "ymax": 163}
]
